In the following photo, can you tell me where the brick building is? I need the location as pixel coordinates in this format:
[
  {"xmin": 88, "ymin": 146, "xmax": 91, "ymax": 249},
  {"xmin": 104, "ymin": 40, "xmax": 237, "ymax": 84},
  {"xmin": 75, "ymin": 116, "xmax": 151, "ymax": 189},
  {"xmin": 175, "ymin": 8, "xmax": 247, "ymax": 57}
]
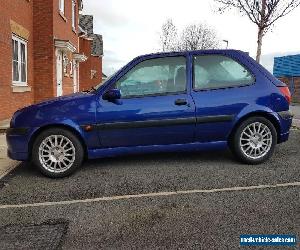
[
  {"xmin": 273, "ymin": 54, "xmax": 300, "ymax": 103},
  {"xmin": 0, "ymin": 0, "xmax": 103, "ymax": 120},
  {"xmin": 78, "ymin": 15, "xmax": 103, "ymax": 91}
]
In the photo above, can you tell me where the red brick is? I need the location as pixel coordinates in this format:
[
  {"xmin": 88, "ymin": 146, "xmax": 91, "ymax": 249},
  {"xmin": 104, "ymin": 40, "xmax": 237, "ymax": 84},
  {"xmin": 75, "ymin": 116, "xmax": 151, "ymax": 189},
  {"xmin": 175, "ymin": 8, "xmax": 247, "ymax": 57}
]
[
  {"xmin": 79, "ymin": 37, "xmax": 102, "ymax": 91},
  {"xmin": 0, "ymin": 0, "xmax": 101, "ymax": 121}
]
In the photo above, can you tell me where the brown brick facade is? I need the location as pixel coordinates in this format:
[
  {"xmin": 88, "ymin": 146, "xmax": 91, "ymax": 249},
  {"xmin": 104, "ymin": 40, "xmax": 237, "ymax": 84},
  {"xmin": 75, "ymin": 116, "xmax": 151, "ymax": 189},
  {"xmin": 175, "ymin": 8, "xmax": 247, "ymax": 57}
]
[
  {"xmin": 0, "ymin": 0, "xmax": 102, "ymax": 121},
  {"xmin": 79, "ymin": 37, "xmax": 102, "ymax": 91},
  {"xmin": 279, "ymin": 77, "xmax": 300, "ymax": 103},
  {"xmin": 0, "ymin": 1, "xmax": 34, "ymax": 120}
]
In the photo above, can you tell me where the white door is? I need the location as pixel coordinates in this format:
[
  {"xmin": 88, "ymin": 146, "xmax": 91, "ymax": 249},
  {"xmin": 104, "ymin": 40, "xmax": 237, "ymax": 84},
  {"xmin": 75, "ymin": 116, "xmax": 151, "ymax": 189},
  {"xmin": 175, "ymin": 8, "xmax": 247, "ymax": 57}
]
[
  {"xmin": 56, "ymin": 50, "xmax": 63, "ymax": 97},
  {"xmin": 73, "ymin": 61, "xmax": 78, "ymax": 93}
]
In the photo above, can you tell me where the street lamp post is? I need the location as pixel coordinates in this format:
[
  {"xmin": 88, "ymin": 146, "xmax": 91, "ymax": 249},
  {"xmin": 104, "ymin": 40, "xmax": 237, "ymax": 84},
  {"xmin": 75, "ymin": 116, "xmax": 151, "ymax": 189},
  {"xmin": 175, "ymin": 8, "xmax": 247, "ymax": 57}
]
[{"xmin": 223, "ymin": 40, "xmax": 229, "ymax": 49}]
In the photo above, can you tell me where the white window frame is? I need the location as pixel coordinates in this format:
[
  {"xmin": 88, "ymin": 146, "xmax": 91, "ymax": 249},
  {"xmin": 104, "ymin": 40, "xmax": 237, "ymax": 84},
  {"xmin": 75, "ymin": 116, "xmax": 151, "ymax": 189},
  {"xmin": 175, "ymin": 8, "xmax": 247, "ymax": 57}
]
[
  {"xmin": 59, "ymin": 0, "xmax": 65, "ymax": 14},
  {"xmin": 12, "ymin": 35, "xmax": 28, "ymax": 86},
  {"xmin": 72, "ymin": 0, "xmax": 76, "ymax": 30}
]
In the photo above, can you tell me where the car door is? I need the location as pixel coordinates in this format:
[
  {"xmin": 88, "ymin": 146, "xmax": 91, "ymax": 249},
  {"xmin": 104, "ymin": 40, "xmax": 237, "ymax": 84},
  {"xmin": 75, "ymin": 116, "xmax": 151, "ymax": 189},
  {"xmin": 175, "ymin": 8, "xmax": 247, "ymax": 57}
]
[
  {"xmin": 96, "ymin": 55, "xmax": 196, "ymax": 148},
  {"xmin": 190, "ymin": 52, "xmax": 256, "ymax": 142}
]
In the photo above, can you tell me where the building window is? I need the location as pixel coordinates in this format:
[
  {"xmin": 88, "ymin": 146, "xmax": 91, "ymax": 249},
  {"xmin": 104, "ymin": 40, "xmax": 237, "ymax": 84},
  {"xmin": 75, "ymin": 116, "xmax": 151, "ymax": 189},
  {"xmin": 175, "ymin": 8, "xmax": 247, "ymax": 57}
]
[
  {"xmin": 59, "ymin": 0, "xmax": 65, "ymax": 14},
  {"xmin": 12, "ymin": 35, "xmax": 27, "ymax": 85},
  {"xmin": 91, "ymin": 70, "xmax": 97, "ymax": 79},
  {"xmin": 72, "ymin": 0, "xmax": 76, "ymax": 30},
  {"xmin": 70, "ymin": 61, "xmax": 73, "ymax": 76},
  {"xmin": 62, "ymin": 53, "xmax": 69, "ymax": 75}
]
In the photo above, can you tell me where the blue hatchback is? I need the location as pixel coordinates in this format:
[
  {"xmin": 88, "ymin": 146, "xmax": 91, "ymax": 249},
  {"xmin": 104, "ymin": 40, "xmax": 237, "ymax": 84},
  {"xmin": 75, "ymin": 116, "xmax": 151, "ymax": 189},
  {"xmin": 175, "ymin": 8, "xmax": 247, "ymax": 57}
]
[{"xmin": 7, "ymin": 50, "xmax": 293, "ymax": 177}]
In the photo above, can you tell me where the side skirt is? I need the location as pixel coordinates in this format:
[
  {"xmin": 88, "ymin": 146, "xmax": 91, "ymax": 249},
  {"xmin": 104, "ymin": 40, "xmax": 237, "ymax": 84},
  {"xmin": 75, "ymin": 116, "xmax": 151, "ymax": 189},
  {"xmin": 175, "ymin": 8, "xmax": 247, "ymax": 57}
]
[{"xmin": 88, "ymin": 141, "xmax": 228, "ymax": 159}]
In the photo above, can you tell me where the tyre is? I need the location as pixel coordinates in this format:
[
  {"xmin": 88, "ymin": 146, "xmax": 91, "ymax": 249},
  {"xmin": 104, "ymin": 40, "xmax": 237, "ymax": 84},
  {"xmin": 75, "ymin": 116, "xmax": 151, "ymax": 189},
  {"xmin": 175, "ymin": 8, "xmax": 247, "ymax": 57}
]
[
  {"xmin": 230, "ymin": 117, "xmax": 277, "ymax": 164},
  {"xmin": 32, "ymin": 128, "xmax": 84, "ymax": 178}
]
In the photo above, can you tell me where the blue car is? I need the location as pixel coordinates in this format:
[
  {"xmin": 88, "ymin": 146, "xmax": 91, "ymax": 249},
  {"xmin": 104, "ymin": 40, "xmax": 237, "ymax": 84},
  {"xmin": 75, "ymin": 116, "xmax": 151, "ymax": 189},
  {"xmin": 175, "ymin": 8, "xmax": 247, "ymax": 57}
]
[{"xmin": 7, "ymin": 50, "xmax": 293, "ymax": 178}]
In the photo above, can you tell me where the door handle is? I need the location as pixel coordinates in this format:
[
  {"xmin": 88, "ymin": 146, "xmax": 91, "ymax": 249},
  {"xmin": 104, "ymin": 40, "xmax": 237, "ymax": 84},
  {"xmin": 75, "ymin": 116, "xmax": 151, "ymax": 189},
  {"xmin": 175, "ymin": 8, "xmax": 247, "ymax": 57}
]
[{"xmin": 175, "ymin": 99, "xmax": 188, "ymax": 106}]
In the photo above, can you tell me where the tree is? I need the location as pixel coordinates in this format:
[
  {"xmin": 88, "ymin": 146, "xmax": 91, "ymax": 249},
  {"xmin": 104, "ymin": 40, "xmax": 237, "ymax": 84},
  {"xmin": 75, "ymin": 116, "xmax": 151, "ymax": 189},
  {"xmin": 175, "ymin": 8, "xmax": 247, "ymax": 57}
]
[
  {"xmin": 215, "ymin": 0, "xmax": 300, "ymax": 62},
  {"xmin": 159, "ymin": 19, "xmax": 179, "ymax": 52},
  {"xmin": 159, "ymin": 19, "xmax": 219, "ymax": 52},
  {"xmin": 181, "ymin": 23, "xmax": 219, "ymax": 50}
]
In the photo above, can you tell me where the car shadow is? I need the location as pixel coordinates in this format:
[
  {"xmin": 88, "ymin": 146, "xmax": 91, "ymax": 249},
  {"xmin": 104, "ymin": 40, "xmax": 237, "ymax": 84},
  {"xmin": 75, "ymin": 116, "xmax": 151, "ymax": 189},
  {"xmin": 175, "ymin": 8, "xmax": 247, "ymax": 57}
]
[
  {"xmin": 83, "ymin": 149, "xmax": 236, "ymax": 170},
  {"xmin": 0, "ymin": 149, "xmax": 236, "ymax": 182}
]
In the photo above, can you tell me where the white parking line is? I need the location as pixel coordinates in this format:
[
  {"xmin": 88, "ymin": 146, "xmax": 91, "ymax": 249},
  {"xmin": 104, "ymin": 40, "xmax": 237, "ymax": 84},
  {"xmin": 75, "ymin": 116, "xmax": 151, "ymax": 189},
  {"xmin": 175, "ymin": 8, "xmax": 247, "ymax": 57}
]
[{"xmin": 0, "ymin": 181, "xmax": 299, "ymax": 210}]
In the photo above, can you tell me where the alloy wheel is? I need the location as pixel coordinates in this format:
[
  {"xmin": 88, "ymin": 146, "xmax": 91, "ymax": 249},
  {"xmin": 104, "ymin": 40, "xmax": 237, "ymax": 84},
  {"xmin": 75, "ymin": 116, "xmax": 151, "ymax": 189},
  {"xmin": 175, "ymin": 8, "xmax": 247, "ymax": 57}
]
[
  {"xmin": 239, "ymin": 122, "xmax": 273, "ymax": 160},
  {"xmin": 38, "ymin": 135, "xmax": 76, "ymax": 173}
]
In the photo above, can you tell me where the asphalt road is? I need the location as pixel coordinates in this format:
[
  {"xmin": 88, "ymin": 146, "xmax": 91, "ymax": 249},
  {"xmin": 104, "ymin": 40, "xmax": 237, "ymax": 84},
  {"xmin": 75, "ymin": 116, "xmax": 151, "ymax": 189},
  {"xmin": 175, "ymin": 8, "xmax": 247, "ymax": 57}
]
[
  {"xmin": 0, "ymin": 130, "xmax": 299, "ymax": 249},
  {"xmin": 290, "ymin": 105, "xmax": 300, "ymax": 119}
]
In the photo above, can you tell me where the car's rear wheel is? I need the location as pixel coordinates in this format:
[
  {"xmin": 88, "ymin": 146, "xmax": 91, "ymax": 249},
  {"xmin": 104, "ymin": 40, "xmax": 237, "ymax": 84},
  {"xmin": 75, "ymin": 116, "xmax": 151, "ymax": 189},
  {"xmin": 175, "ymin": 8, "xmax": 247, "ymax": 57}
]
[
  {"xmin": 32, "ymin": 128, "xmax": 84, "ymax": 178},
  {"xmin": 231, "ymin": 117, "xmax": 277, "ymax": 164}
]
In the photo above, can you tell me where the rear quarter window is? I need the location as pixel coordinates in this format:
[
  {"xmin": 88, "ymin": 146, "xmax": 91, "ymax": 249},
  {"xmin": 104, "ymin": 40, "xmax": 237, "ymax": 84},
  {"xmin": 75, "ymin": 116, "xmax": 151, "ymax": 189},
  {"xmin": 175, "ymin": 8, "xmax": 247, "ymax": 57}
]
[{"xmin": 193, "ymin": 55, "xmax": 254, "ymax": 90}]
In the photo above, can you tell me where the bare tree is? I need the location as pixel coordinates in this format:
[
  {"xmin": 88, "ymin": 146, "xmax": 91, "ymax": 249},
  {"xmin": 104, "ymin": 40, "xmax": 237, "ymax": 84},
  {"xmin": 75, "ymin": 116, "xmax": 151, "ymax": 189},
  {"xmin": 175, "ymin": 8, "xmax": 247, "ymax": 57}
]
[
  {"xmin": 159, "ymin": 19, "xmax": 219, "ymax": 52},
  {"xmin": 159, "ymin": 19, "xmax": 179, "ymax": 52},
  {"xmin": 180, "ymin": 23, "xmax": 219, "ymax": 50},
  {"xmin": 215, "ymin": 0, "xmax": 300, "ymax": 62}
]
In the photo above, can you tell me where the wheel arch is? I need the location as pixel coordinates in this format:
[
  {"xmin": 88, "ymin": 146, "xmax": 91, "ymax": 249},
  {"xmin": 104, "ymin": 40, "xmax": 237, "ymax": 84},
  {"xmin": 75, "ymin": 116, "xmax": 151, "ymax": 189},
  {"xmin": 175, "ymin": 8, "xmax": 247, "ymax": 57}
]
[
  {"xmin": 28, "ymin": 124, "xmax": 88, "ymax": 159},
  {"xmin": 228, "ymin": 111, "xmax": 281, "ymax": 144}
]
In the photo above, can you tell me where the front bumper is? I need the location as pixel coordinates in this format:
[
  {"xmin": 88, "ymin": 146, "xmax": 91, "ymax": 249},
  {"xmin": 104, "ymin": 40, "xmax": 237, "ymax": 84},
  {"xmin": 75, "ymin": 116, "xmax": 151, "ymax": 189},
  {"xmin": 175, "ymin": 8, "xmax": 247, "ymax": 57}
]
[{"xmin": 6, "ymin": 127, "xmax": 36, "ymax": 161}]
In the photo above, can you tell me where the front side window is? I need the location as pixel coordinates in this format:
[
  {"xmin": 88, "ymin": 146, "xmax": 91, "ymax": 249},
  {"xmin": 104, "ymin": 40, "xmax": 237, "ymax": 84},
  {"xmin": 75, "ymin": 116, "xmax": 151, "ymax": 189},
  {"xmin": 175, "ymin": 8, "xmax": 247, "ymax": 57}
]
[
  {"xmin": 193, "ymin": 55, "xmax": 254, "ymax": 90},
  {"xmin": 115, "ymin": 56, "xmax": 186, "ymax": 98},
  {"xmin": 12, "ymin": 35, "xmax": 27, "ymax": 85},
  {"xmin": 59, "ymin": 0, "xmax": 65, "ymax": 14}
]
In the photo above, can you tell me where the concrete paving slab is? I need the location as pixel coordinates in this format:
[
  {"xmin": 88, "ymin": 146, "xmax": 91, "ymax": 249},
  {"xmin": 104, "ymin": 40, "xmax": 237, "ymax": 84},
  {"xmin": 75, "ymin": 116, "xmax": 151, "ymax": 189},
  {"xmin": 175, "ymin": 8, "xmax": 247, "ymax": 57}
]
[
  {"xmin": 0, "ymin": 119, "xmax": 9, "ymax": 133},
  {"xmin": 0, "ymin": 134, "xmax": 19, "ymax": 179},
  {"xmin": 290, "ymin": 104, "xmax": 300, "ymax": 119},
  {"xmin": 293, "ymin": 118, "xmax": 300, "ymax": 129}
]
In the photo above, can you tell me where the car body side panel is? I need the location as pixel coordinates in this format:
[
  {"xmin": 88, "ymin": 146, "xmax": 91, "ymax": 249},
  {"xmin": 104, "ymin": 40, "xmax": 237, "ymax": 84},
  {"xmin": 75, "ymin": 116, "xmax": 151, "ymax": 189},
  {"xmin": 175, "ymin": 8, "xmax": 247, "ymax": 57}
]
[
  {"xmin": 88, "ymin": 141, "xmax": 227, "ymax": 159},
  {"xmin": 189, "ymin": 50, "xmax": 278, "ymax": 143},
  {"xmin": 96, "ymin": 94, "xmax": 196, "ymax": 147},
  {"xmin": 7, "ymin": 93, "xmax": 99, "ymax": 160},
  {"xmin": 94, "ymin": 53, "xmax": 198, "ymax": 148}
]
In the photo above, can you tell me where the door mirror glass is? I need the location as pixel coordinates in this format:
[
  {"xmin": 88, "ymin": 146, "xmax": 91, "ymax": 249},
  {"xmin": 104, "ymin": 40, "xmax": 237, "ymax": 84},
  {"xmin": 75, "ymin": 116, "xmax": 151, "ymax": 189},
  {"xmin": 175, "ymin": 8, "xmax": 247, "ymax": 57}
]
[{"xmin": 103, "ymin": 89, "xmax": 121, "ymax": 101}]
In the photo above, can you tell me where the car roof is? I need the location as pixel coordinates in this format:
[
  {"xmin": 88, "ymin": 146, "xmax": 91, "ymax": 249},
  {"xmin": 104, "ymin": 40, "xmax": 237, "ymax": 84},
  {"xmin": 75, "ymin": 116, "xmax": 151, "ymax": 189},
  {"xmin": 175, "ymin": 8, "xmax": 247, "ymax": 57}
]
[{"xmin": 134, "ymin": 49, "xmax": 249, "ymax": 60}]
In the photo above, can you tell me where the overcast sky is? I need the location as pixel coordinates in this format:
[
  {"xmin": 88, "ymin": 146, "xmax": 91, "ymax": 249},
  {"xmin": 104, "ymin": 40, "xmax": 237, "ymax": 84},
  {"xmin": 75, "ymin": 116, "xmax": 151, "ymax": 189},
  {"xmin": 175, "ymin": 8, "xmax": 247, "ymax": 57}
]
[{"xmin": 81, "ymin": 0, "xmax": 300, "ymax": 76}]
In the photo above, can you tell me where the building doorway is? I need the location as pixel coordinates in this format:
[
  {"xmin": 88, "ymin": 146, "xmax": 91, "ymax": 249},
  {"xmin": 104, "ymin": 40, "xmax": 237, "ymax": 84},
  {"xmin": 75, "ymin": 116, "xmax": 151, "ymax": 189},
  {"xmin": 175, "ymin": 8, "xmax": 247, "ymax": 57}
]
[{"xmin": 56, "ymin": 50, "xmax": 63, "ymax": 97}]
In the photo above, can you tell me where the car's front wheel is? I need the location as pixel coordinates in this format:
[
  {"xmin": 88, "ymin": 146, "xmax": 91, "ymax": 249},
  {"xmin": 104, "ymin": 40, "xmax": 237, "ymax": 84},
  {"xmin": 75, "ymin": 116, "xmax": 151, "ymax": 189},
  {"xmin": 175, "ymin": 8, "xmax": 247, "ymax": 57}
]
[
  {"xmin": 231, "ymin": 117, "xmax": 277, "ymax": 164},
  {"xmin": 32, "ymin": 128, "xmax": 84, "ymax": 178}
]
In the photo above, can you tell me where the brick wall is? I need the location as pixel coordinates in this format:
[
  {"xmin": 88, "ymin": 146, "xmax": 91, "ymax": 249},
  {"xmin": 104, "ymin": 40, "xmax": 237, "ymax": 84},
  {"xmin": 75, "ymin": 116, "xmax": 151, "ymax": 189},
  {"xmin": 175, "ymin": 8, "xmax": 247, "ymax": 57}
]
[
  {"xmin": 293, "ymin": 78, "xmax": 300, "ymax": 103},
  {"xmin": 279, "ymin": 77, "xmax": 300, "ymax": 103},
  {"xmin": 53, "ymin": 0, "xmax": 79, "ymax": 96},
  {"xmin": 0, "ymin": 1, "xmax": 97, "ymax": 120},
  {"xmin": 0, "ymin": 0, "xmax": 34, "ymax": 120},
  {"xmin": 79, "ymin": 37, "xmax": 102, "ymax": 91},
  {"xmin": 33, "ymin": 0, "xmax": 55, "ymax": 103},
  {"xmin": 33, "ymin": 0, "xmax": 80, "ymax": 102}
]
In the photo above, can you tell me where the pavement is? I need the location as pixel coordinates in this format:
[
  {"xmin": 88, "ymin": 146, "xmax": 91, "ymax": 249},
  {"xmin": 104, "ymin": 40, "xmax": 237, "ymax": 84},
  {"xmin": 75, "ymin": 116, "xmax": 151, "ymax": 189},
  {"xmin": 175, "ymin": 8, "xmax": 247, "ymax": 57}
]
[
  {"xmin": 0, "ymin": 130, "xmax": 299, "ymax": 249},
  {"xmin": 290, "ymin": 104, "xmax": 300, "ymax": 128},
  {"xmin": 0, "ymin": 119, "xmax": 9, "ymax": 134},
  {"xmin": 290, "ymin": 104, "xmax": 300, "ymax": 118},
  {"xmin": 0, "ymin": 134, "xmax": 19, "ymax": 179}
]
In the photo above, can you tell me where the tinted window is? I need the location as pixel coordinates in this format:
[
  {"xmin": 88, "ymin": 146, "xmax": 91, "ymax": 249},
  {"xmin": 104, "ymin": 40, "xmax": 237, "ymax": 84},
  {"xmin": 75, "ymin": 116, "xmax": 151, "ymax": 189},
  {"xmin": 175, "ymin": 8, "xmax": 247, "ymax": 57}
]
[
  {"xmin": 115, "ymin": 57, "xmax": 186, "ymax": 97},
  {"xmin": 193, "ymin": 55, "xmax": 254, "ymax": 90}
]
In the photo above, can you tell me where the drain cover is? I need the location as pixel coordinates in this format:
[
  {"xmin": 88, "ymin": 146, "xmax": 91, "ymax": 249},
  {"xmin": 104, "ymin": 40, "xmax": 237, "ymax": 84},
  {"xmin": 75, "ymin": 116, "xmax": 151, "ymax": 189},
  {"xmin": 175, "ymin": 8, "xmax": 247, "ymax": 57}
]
[{"xmin": 0, "ymin": 221, "xmax": 68, "ymax": 250}]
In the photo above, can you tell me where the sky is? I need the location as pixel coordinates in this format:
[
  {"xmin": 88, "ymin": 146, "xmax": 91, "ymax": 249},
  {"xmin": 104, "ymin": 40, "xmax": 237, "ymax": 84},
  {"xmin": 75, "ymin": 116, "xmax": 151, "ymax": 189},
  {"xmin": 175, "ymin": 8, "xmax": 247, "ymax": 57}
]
[{"xmin": 81, "ymin": 0, "xmax": 300, "ymax": 76}]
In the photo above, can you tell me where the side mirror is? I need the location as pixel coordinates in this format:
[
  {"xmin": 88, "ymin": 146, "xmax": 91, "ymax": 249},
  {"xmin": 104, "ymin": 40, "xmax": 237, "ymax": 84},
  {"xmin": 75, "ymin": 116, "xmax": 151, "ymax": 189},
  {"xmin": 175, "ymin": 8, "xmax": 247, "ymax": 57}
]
[{"xmin": 102, "ymin": 88, "xmax": 121, "ymax": 101}]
